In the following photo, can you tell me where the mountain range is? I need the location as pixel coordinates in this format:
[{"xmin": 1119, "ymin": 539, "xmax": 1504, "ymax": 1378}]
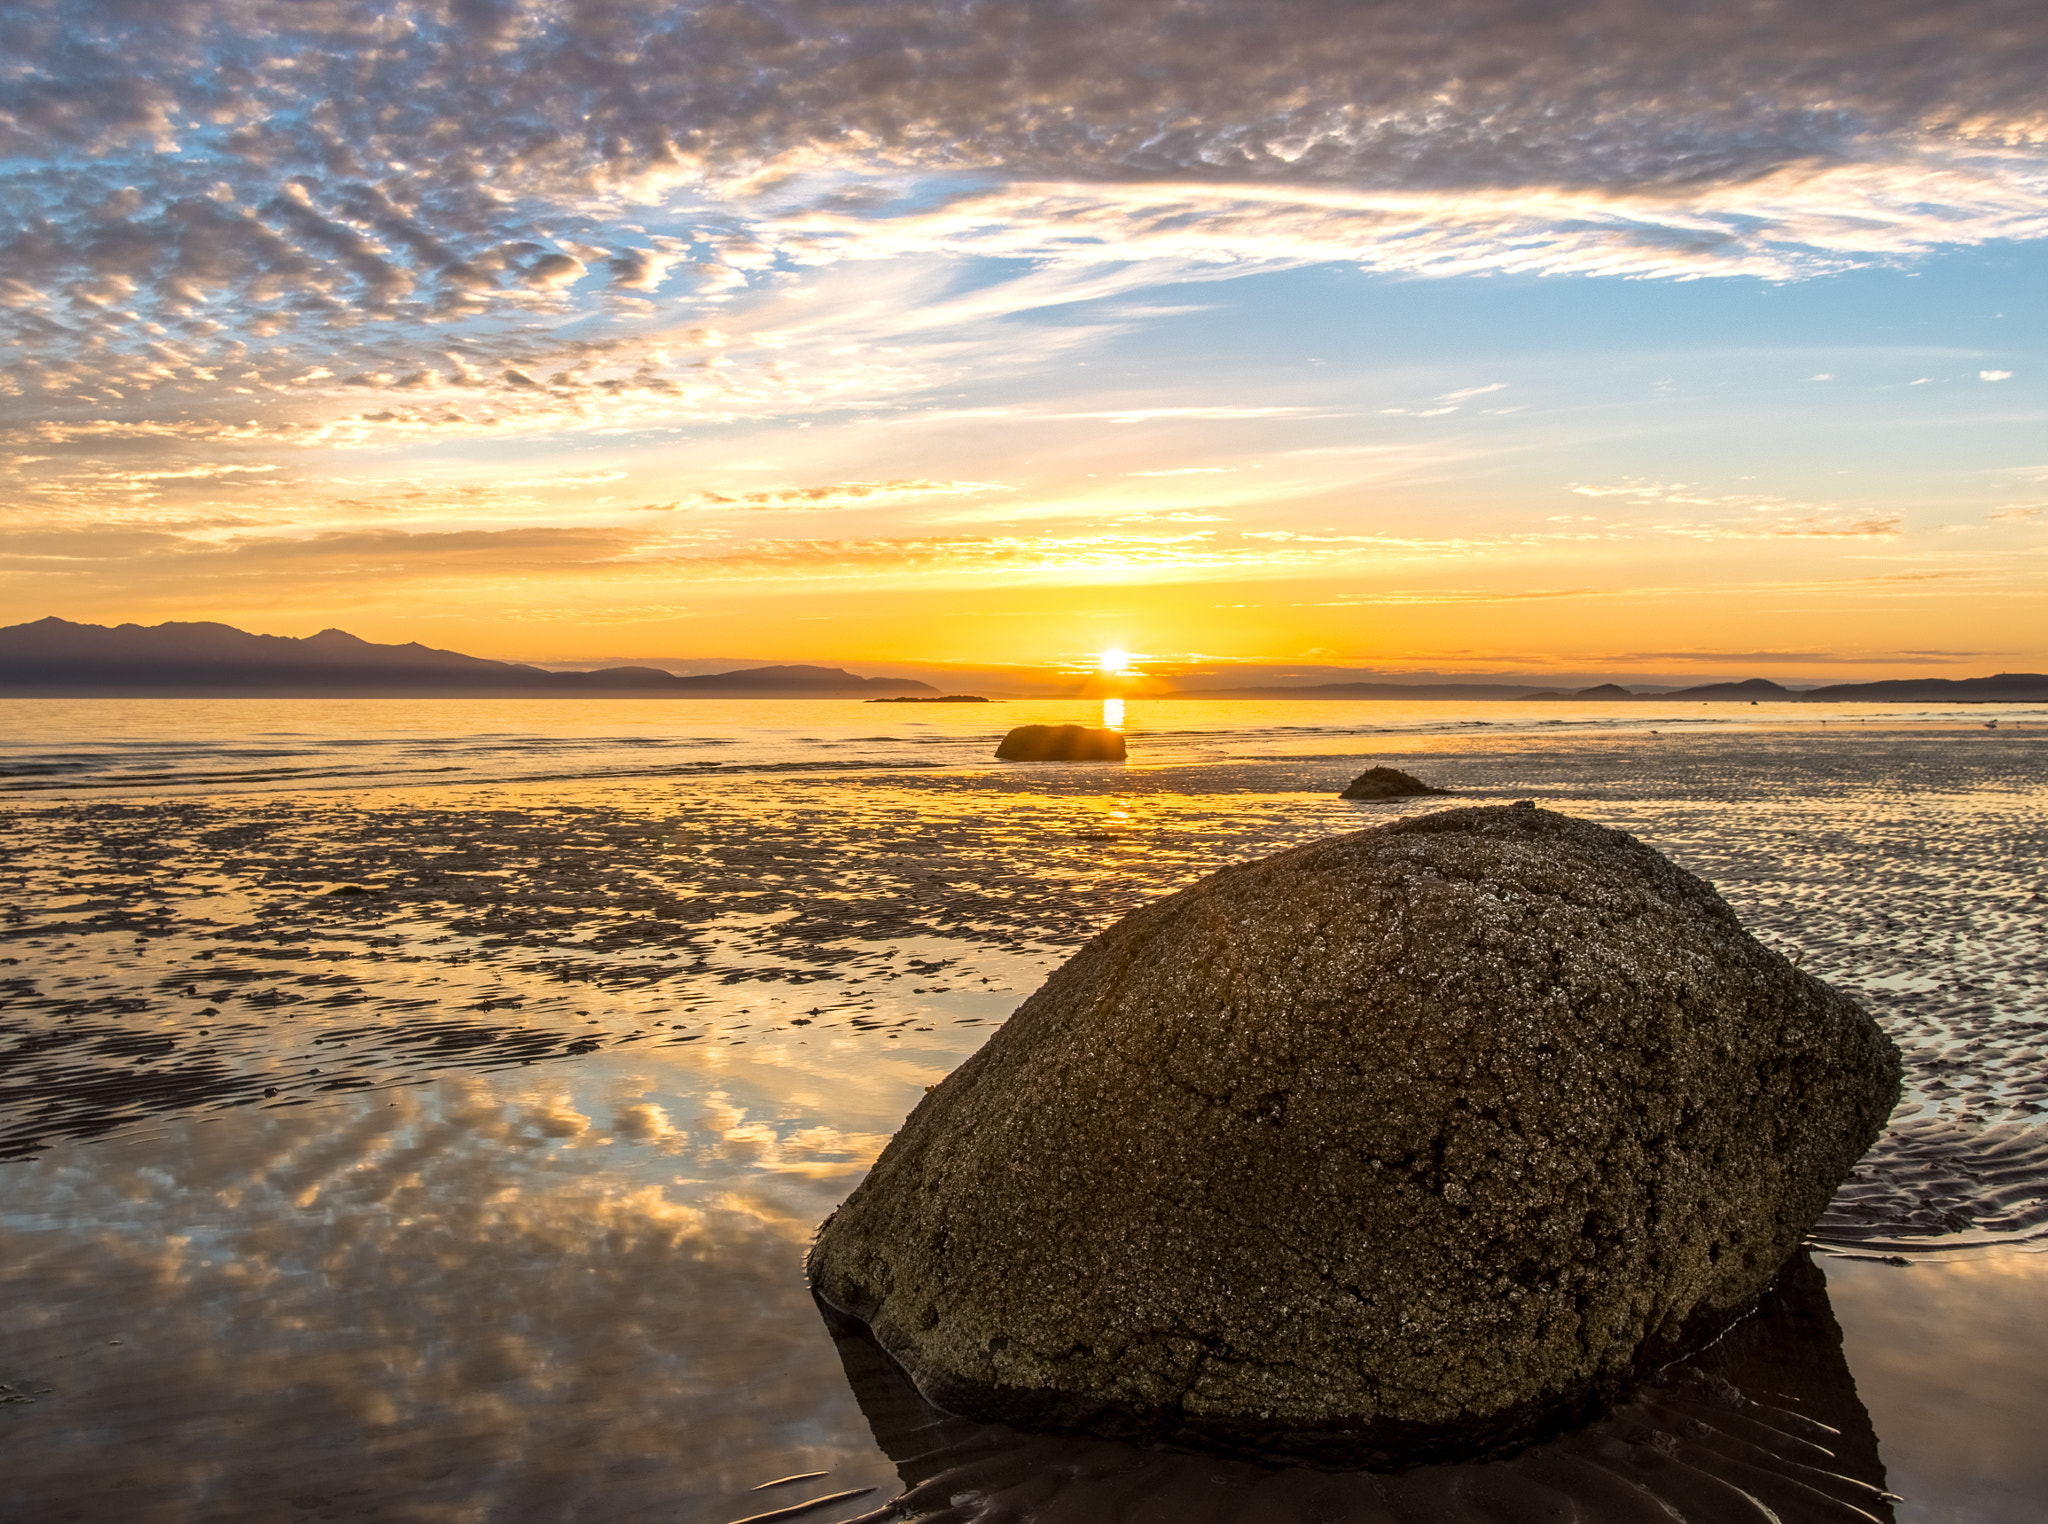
[
  {"xmin": 1519, "ymin": 675, "xmax": 2048, "ymax": 702},
  {"xmin": 0, "ymin": 619, "xmax": 937, "ymax": 697},
  {"xmin": 3, "ymin": 619, "xmax": 2044, "ymax": 702}
]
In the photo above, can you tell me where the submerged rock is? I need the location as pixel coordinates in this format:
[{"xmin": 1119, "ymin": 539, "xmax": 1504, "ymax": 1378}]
[
  {"xmin": 994, "ymin": 724, "xmax": 1127, "ymax": 761},
  {"xmin": 808, "ymin": 804, "xmax": 1900, "ymax": 1468},
  {"xmin": 1340, "ymin": 766, "xmax": 1450, "ymax": 800}
]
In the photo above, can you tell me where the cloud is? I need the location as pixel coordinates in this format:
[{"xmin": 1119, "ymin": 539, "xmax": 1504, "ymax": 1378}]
[
  {"xmin": 1055, "ymin": 407, "xmax": 1317, "ymax": 423},
  {"xmin": 675, "ymin": 479, "xmax": 1010, "ymax": 512},
  {"xmin": 500, "ymin": 471, "xmax": 630, "ymax": 488},
  {"xmin": 1570, "ymin": 479, "xmax": 1709, "ymax": 501},
  {"xmin": 490, "ymin": 604, "xmax": 695, "ymax": 624},
  {"xmin": 3, "ymin": 516, "xmax": 1441, "ymax": 601},
  {"xmin": 1981, "ymin": 369, "xmax": 2015, "ymax": 380},
  {"xmin": 3, "ymin": 0, "xmax": 2044, "ymax": 434},
  {"xmin": 1988, "ymin": 504, "xmax": 2045, "ymax": 522},
  {"xmin": 1727, "ymin": 515, "xmax": 1904, "ymax": 538},
  {"xmin": 1311, "ymin": 586, "xmax": 1609, "ymax": 606},
  {"xmin": 1566, "ymin": 478, "xmax": 1904, "ymax": 537},
  {"xmin": 0, "ymin": 0, "xmax": 2045, "ymax": 565},
  {"xmin": 1600, "ymin": 649, "xmax": 1990, "ymax": 666},
  {"xmin": 3, "ymin": 525, "xmax": 644, "ymax": 591}
]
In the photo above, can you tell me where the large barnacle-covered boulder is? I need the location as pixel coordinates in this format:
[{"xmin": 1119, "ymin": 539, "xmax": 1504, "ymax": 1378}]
[{"xmin": 809, "ymin": 804, "xmax": 1900, "ymax": 1467}]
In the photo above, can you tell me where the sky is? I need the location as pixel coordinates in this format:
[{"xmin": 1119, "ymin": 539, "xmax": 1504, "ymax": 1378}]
[{"xmin": 3, "ymin": 0, "xmax": 2045, "ymax": 683}]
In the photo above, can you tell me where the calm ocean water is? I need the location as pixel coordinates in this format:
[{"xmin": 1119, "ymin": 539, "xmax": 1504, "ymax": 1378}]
[
  {"xmin": 3, "ymin": 704, "xmax": 2045, "ymax": 1522},
  {"xmin": 1, "ymin": 694, "xmax": 2039, "ymax": 795}
]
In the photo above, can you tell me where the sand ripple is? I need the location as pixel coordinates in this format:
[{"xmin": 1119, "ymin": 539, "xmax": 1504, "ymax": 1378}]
[{"xmin": 5, "ymin": 729, "xmax": 2044, "ymax": 1254}]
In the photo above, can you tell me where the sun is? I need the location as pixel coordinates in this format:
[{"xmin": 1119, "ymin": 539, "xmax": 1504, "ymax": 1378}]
[{"xmin": 1096, "ymin": 648, "xmax": 1132, "ymax": 676}]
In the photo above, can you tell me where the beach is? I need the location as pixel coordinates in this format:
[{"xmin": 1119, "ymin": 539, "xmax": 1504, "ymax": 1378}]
[{"xmin": 2, "ymin": 702, "xmax": 2045, "ymax": 1522}]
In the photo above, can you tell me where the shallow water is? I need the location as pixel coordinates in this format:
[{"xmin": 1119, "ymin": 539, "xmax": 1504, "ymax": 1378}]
[
  {"xmin": 2, "ymin": 718, "xmax": 2045, "ymax": 1521},
  {"xmin": 3, "ymin": 695, "xmax": 2040, "ymax": 795}
]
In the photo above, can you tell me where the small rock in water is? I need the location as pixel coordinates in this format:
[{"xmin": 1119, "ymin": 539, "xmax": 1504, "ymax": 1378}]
[
  {"xmin": 809, "ymin": 804, "xmax": 1901, "ymax": 1468},
  {"xmin": 1340, "ymin": 765, "xmax": 1450, "ymax": 799},
  {"xmin": 993, "ymin": 724, "xmax": 1126, "ymax": 762}
]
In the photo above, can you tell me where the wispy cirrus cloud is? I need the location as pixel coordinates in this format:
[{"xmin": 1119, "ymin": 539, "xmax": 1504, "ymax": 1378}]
[
  {"xmin": 1568, "ymin": 478, "xmax": 1905, "ymax": 538},
  {"xmin": 668, "ymin": 479, "xmax": 1010, "ymax": 512},
  {"xmin": 1600, "ymin": 648, "xmax": 1998, "ymax": 666}
]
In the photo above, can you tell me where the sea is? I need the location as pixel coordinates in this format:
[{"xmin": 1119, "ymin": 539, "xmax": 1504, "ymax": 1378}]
[{"xmin": 1, "ymin": 696, "xmax": 2044, "ymax": 1523}]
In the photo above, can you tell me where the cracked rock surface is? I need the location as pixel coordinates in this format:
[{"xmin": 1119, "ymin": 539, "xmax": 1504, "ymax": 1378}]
[{"xmin": 807, "ymin": 803, "xmax": 1902, "ymax": 1468}]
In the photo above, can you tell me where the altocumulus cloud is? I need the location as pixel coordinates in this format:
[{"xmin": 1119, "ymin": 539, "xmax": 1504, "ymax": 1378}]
[{"xmin": 3, "ymin": 0, "xmax": 2047, "ymax": 449}]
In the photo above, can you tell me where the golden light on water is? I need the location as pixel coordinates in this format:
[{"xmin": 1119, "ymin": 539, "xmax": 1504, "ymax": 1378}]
[{"xmin": 1101, "ymin": 697, "xmax": 1125, "ymax": 731}]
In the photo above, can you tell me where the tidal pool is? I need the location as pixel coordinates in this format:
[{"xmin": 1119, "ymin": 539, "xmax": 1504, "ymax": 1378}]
[{"xmin": 3, "ymin": 726, "xmax": 2044, "ymax": 1522}]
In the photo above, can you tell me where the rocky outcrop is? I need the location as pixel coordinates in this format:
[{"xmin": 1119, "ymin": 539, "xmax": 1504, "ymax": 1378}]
[
  {"xmin": 808, "ymin": 804, "xmax": 1900, "ymax": 1468},
  {"xmin": 994, "ymin": 724, "xmax": 1127, "ymax": 761},
  {"xmin": 1339, "ymin": 766, "xmax": 1450, "ymax": 800}
]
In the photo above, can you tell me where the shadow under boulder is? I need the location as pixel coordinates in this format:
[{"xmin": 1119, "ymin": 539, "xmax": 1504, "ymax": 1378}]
[
  {"xmin": 994, "ymin": 724, "xmax": 1127, "ymax": 761},
  {"xmin": 809, "ymin": 804, "xmax": 1901, "ymax": 1469},
  {"xmin": 822, "ymin": 1248, "xmax": 1896, "ymax": 1522}
]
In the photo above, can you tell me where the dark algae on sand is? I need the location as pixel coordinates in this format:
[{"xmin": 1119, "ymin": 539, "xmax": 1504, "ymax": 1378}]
[{"xmin": 809, "ymin": 805, "xmax": 1901, "ymax": 1467}]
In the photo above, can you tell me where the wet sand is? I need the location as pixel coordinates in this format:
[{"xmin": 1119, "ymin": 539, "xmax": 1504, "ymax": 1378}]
[{"xmin": 2, "ymin": 727, "xmax": 2044, "ymax": 1521}]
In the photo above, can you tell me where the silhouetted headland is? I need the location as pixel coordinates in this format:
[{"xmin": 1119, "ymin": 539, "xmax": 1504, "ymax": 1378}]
[
  {"xmin": 0, "ymin": 617, "xmax": 936, "ymax": 698},
  {"xmin": 1522, "ymin": 674, "xmax": 2048, "ymax": 702}
]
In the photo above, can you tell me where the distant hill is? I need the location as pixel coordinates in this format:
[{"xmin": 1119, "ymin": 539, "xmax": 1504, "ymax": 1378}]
[
  {"xmin": 1519, "ymin": 673, "xmax": 2048, "ymax": 703},
  {"xmin": 1797, "ymin": 673, "xmax": 2048, "ymax": 703},
  {"xmin": 1523, "ymin": 678, "xmax": 1805, "ymax": 701},
  {"xmin": 1173, "ymin": 681, "xmax": 1554, "ymax": 700},
  {"xmin": 0, "ymin": 618, "xmax": 937, "ymax": 697},
  {"xmin": 1662, "ymin": 678, "xmax": 1801, "ymax": 701},
  {"xmin": 1522, "ymin": 682, "xmax": 1639, "ymax": 701}
]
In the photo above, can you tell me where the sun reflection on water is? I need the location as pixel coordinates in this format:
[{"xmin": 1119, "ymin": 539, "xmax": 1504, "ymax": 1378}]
[{"xmin": 1101, "ymin": 697, "xmax": 1125, "ymax": 731}]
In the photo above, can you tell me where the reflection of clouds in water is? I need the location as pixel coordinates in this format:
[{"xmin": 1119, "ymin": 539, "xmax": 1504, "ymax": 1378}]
[
  {"xmin": 612, "ymin": 1099, "xmax": 683, "ymax": 1147},
  {"xmin": 0, "ymin": 1078, "xmax": 900, "ymax": 1522},
  {"xmin": 1827, "ymin": 1251, "xmax": 2048, "ymax": 1524},
  {"xmin": 687, "ymin": 1090, "xmax": 892, "ymax": 1176}
]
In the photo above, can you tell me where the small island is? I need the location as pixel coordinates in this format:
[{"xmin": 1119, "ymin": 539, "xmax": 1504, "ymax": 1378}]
[{"xmin": 866, "ymin": 694, "xmax": 992, "ymax": 703}]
